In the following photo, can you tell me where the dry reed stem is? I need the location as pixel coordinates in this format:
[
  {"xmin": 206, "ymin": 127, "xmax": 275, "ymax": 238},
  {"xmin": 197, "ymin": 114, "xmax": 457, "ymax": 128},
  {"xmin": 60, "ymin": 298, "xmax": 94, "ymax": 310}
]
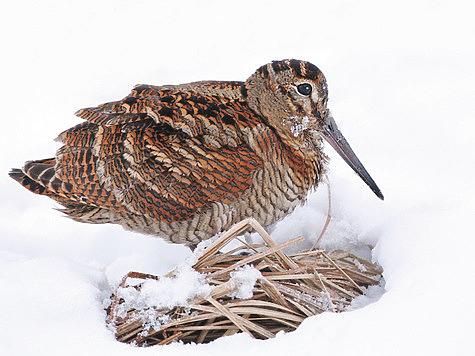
[
  {"xmin": 107, "ymin": 218, "xmax": 382, "ymax": 346},
  {"xmin": 208, "ymin": 236, "xmax": 303, "ymax": 278},
  {"xmin": 321, "ymin": 252, "xmax": 364, "ymax": 294}
]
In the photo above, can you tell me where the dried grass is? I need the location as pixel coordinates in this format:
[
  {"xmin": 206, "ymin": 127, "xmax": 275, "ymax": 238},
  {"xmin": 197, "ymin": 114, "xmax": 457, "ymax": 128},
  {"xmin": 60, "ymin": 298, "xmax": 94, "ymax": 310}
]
[{"xmin": 107, "ymin": 218, "xmax": 382, "ymax": 346}]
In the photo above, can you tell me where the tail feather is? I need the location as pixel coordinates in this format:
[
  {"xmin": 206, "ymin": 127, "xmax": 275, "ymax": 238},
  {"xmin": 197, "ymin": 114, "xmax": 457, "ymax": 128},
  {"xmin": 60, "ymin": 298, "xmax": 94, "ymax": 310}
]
[
  {"xmin": 9, "ymin": 159, "xmax": 123, "ymax": 226},
  {"xmin": 23, "ymin": 159, "xmax": 56, "ymax": 186},
  {"xmin": 9, "ymin": 167, "xmax": 49, "ymax": 195},
  {"xmin": 10, "ymin": 158, "xmax": 72, "ymax": 199}
]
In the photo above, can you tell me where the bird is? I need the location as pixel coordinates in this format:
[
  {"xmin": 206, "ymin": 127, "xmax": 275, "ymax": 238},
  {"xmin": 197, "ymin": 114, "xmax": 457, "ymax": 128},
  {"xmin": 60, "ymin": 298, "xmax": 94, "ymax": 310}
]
[{"xmin": 10, "ymin": 59, "xmax": 383, "ymax": 247}]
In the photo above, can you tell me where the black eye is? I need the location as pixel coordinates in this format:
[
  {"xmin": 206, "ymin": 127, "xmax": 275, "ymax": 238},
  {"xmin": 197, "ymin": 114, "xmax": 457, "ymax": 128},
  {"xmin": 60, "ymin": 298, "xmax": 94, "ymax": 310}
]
[{"xmin": 297, "ymin": 83, "xmax": 312, "ymax": 96}]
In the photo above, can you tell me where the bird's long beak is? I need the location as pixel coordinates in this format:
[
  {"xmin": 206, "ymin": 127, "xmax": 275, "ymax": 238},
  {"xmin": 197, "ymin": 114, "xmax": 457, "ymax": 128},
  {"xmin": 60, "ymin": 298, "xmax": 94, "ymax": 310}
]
[{"xmin": 320, "ymin": 112, "xmax": 384, "ymax": 200}]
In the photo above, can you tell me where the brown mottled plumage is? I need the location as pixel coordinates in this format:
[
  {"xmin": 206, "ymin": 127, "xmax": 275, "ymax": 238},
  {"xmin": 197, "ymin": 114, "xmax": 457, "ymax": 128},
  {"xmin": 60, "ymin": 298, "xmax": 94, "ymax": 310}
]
[{"xmin": 10, "ymin": 59, "xmax": 383, "ymax": 246}]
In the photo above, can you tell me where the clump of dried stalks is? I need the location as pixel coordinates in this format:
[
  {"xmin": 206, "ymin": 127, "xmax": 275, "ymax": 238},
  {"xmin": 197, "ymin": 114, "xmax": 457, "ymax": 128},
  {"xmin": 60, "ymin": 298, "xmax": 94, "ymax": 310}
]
[{"xmin": 107, "ymin": 218, "xmax": 382, "ymax": 346}]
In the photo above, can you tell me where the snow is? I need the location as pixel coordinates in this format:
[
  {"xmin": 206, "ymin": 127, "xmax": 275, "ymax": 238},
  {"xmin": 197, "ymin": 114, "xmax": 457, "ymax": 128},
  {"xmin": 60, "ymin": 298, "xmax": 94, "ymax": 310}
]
[
  {"xmin": 112, "ymin": 263, "xmax": 213, "ymax": 334},
  {"xmin": 283, "ymin": 116, "xmax": 310, "ymax": 137},
  {"xmin": 1, "ymin": 0, "xmax": 474, "ymax": 355},
  {"xmin": 228, "ymin": 265, "xmax": 262, "ymax": 299},
  {"xmin": 115, "ymin": 264, "xmax": 211, "ymax": 314}
]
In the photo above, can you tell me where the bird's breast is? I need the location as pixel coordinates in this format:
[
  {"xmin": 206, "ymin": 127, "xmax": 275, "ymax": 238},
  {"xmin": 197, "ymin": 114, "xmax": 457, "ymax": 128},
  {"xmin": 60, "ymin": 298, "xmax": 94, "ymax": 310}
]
[{"xmin": 230, "ymin": 123, "xmax": 325, "ymax": 227}]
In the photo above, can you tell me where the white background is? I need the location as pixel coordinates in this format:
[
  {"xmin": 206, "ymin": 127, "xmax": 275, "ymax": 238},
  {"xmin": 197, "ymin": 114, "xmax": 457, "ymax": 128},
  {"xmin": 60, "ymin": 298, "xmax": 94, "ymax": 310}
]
[{"xmin": 1, "ymin": 1, "xmax": 474, "ymax": 355}]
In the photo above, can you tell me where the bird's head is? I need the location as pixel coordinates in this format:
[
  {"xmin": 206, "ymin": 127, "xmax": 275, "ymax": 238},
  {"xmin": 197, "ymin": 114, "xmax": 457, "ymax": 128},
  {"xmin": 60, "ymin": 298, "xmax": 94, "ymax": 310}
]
[{"xmin": 245, "ymin": 59, "xmax": 384, "ymax": 200}]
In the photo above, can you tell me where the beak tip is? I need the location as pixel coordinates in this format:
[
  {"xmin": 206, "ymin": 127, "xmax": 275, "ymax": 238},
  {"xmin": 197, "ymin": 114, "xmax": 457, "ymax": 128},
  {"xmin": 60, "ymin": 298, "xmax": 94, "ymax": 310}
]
[{"xmin": 374, "ymin": 189, "xmax": 384, "ymax": 201}]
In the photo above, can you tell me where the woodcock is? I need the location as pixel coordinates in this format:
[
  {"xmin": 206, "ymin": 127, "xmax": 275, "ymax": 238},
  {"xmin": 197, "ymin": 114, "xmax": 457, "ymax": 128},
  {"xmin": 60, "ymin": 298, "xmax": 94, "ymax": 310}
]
[{"xmin": 10, "ymin": 59, "xmax": 383, "ymax": 246}]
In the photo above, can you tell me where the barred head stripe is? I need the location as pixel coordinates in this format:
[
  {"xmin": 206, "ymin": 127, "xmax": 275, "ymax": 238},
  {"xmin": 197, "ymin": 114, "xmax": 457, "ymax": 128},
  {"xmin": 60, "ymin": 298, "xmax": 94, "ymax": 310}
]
[{"xmin": 288, "ymin": 59, "xmax": 303, "ymax": 77}]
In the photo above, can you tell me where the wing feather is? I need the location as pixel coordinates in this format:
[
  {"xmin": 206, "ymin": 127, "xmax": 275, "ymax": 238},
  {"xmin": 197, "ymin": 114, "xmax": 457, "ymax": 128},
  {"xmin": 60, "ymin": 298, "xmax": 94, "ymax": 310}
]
[{"xmin": 51, "ymin": 83, "xmax": 264, "ymax": 222}]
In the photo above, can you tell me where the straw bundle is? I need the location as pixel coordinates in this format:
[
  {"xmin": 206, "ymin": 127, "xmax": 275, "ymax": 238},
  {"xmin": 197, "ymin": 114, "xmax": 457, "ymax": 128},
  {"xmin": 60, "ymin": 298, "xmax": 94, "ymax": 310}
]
[{"xmin": 107, "ymin": 218, "xmax": 382, "ymax": 346}]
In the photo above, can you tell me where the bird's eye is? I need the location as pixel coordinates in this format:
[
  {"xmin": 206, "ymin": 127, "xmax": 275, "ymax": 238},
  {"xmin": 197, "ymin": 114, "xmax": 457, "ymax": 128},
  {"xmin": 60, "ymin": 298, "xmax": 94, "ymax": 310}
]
[{"xmin": 297, "ymin": 83, "xmax": 312, "ymax": 96}]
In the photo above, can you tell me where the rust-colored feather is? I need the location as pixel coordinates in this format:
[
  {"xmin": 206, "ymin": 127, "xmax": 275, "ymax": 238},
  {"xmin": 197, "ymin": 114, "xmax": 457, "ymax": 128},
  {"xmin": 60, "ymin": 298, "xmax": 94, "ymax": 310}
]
[{"xmin": 54, "ymin": 83, "xmax": 265, "ymax": 223}]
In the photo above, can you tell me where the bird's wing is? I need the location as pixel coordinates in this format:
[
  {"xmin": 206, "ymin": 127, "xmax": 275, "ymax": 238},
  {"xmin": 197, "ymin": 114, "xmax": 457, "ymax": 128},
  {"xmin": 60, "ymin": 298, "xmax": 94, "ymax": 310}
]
[{"xmin": 54, "ymin": 84, "xmax": 264, "ymax": 222}]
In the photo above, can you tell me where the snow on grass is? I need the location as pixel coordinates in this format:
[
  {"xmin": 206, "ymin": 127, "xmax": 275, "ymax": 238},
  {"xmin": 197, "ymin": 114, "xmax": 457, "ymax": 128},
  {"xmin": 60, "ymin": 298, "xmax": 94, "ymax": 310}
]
[
  {"xmin": 228, "ymin": 265, "xmax": 262, "ymax": 299},
  {"xmin": 117, "ymin": 266, "xmax": 211, "ymax": 312},
  {"xmin": 112, "ymin": 264, "xmax": 212, "ymax": 333}
]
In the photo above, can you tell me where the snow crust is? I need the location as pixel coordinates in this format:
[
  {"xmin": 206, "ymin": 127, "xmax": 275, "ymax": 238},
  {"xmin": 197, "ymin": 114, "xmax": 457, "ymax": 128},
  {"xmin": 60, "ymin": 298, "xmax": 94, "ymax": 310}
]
[{"xmin": 1, "ymin": 1, "xmax": 474, "ymax": 355}]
